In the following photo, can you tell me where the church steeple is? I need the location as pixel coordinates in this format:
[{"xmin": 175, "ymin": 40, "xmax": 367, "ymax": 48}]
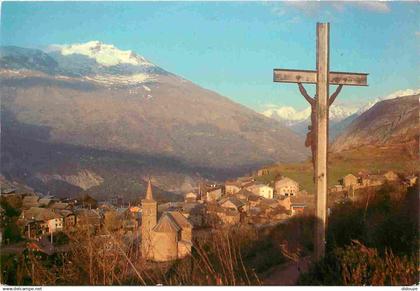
[
  {"xmin": 145, "ymin": 178, "xmax": 154, "ymax": 201},
  {"xmin": 141, "ymin": 177, "xmax": 158, "ymax": 259}
]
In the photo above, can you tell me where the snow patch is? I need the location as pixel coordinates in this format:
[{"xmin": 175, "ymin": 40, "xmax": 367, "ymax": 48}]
[
  {"xmin": 262, "ymin": 104, "xmax": 356, "ymax": 124},
  {"xmin": 358, "ymin": 88, "xmax": 420, "ymax": 114},
  {"xmin": 84, "ymin": 73, "xmax": 155, "ymax": 85},
  {"xmin": 50, "ymin": 41, "xmax": 155, "ymax": 67}
]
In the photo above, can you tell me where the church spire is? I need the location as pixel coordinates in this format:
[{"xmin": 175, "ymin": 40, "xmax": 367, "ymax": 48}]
[{"xmin": 145, "ymin": 178, "xmax": 154, "ymax": 201}]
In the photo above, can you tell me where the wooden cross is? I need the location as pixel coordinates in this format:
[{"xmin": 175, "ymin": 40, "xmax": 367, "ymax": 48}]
[{"xmin": 273, "ymin": 23, "xmax": 368, "ymax": 260}]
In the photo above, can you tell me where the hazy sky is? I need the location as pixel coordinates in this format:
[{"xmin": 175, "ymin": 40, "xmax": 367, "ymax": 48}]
[{"xmin": 1, "ymin": 1, "xmax": 418, "ymax": 111}]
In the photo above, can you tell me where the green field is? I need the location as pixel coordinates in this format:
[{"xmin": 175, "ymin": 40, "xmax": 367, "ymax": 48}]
[{"xmin": 255, "ymin": 144, "xmax": 417, "ymax": 194}]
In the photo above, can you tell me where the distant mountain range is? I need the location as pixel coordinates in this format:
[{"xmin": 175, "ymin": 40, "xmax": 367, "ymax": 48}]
[
  {"xmin": 0, "ymin": 42, "xmax": 308, "ymax": 199},
  {"xmin": 262, "ymin": 88, "xmax": 420, "ymax": 140}
]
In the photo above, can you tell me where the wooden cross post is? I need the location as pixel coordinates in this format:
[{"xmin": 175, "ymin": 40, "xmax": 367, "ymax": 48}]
[{"xmin": 273, "ymin": 23, "xmax": 368, "ymax": 260}]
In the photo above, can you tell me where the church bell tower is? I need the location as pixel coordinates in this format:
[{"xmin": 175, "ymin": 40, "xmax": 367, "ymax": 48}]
[{"xmin": 141, "ymin": 178, "xmax": 157, "ymax": 259}]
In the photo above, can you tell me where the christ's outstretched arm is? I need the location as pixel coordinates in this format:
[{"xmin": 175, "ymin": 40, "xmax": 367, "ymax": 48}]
[
  {"xmin": 298, "ymin": 83, "xmax": 315, "ymax": 105},
  {"xmin": 328, "ymin": 84, "xmax": 343, "ymax": 106}
]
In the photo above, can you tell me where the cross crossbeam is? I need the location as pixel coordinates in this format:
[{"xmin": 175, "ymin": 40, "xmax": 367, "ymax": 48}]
[{"xmin": 273, "ymin": 69, "xmax": 368, "ymax": 86}]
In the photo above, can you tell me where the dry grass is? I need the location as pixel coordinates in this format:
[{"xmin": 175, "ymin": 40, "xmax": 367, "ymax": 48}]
[{"xmin": 10, "ymin": 225, "xmax": 263, "ymax": 286}]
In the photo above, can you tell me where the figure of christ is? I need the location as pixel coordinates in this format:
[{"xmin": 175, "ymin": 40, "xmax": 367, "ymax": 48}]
[{"xmin": 298, "ymin": 83, "xmax": 343, "ymax": 182}]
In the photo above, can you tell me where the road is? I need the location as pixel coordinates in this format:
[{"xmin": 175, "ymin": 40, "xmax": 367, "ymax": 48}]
[{"xmin": 262, "ymin": 256, "xmax": 312, "ymax": 286}]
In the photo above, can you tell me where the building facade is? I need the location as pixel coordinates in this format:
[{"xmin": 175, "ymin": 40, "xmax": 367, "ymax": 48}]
[
  {"xmin": 275, "ymin": 177, "xmax": 299, "ymax": 197},
  {"xmin": 141, "ymin": 179, "xmax": 193, "ymax": 262}
]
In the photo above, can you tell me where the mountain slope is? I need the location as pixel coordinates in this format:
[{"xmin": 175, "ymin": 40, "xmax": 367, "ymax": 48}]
[
  {"xmin": 0, "ymin": 43, "xmax": 307, "ymax": 197},
  {"xmin": 331, "ymin": 94, "xmax": 419, "ymax": 152}
]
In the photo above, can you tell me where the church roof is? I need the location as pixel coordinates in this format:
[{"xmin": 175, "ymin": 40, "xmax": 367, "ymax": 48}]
[
  {"xmin": 153, "ymin": 213, "xmax": 180, "ymax": 233},
  {"xmin": 167, "ymin": 211, "xmax": 192, "ymax": 229}
]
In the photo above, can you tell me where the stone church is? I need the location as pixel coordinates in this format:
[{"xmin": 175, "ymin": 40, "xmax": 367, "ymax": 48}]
[{"xmin": 141, "ymin": 179, "xmax": 193, "ymax": 262}]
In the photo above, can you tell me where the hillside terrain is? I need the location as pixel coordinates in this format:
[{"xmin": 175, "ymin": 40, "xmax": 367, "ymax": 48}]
[
  {"xmin": 332, "ymin": 94, "xmax": 419, "ymax": 151},
  {"xmin": 0, "ymin": 43, "xmax": 307, "ymax": 198}
]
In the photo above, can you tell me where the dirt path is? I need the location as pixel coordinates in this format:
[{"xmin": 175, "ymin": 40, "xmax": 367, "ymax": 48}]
[
  {"xmin": 1, "ymin": 242, "xmax": 26, "ymax": 254},
  {"xmin": 262, "ymin": 256, "xmax": 312, "ymax": 286}
]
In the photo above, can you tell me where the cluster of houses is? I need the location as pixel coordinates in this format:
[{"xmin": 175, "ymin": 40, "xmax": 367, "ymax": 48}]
[
  {"xmin": 0, "ymin": 173, "xmax": 306, "ymax": 262},
  {"xmin": 330, "ymin": 170, "xmax": 418, "ymax": 193},
  {"xmin": 2, "ymin": 168, "xmax": 417, "ymax": 263},
  {"xmin": 140, "ymin": 174, "xmax": 306, "ymax": 262},
  {"xmin": 0, "ymin": 187, "xmax": 140, "ymax": 245},
  {"xmin": 180, "ymin": 175, "xmax": 306, "ymax": 227}
]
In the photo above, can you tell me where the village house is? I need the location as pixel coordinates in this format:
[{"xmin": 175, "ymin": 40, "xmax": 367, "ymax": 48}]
[
  {"xmin": 340, "ymin": 174, "xmax": 359, "ymax": 188},
  {"xmin": 74, "ymin": 209, "xmax": 102, "ymax": 231},
  {"xmin": 181, "ymin": 202, "xmax": 205, "ymax": 227},
  {"xmin": 383, "ymin": 170, "xmax": 399, "ymax": 182},
  {"xmin": 275, "ymin": 177, "xmax": 299, "ymax": 197},
  {"xmin": 236, "ymin": 188, "xmax": 254, "ymax": 200},
  {"xmin": 141, "ymin": 180, "xmax": 193, "ymax": 262},
  {"xmin": 246, "ymin": 184, "xmax": 274, "ymax": 199},
  {"xmin": 290, "ymin": 196, "xmax": 307, "ymax": 215},
  {"xmin": 76, "ymin": 194, "xmax": 98, "ymax": 209},
  {"xmin": 270, "ymin": 207, "xmax": 289, "ymax": 220},
  {"xmin": 1, "ymin": 187, "xmax": 16, "ymax": 195},
  {"xmin": 205, "ymin": 187, "xmax": 223, "ymax": 202},
  {"xmin": 360, "ymin": 174, "xmax": 385, "ymax": 187},
  {"xmin": 218, "ymin": 196, "xmax": 245, "ymax": 212},
  {"xmin": 329, "ymin": 184, "xmax": 344, "ymax": 193},
  {"xmin": 247, "ymin": 193, "xmax": 262, "ymax": 207},
  {"xmin": 22, "ymin": 195, "xmax": 40, "ymax": 209},
  {"xmin": 38, "ymin": 195, "xmax": 58, "ymax": 207},
  {"xmin": 291, "ymin": 203, "xmax": 306, "ymax": 215},
  {"xmin": 97, "ymin": 201, "xmax": 116, "ymax": 213},
  {"xmin": 59, "ymin": 210, "xmax": 76, "ymax": 228},
  {"xmin": 184, "ymin": 191, "xmax": 198, "ymax": 203},
  {"xmin": 206, "ymin": 203, "xmax": 241, "ymax": 226},
  {"xmin": 49, "ymin": 202, "xmax": 72, "ymax": 210},
  {"xmin": 158, "ymin": 201, "xmax": 183, "ymax": 213},
  {"xmin": 237, "ymin": 176, "xmax": 255, "ymax": 186},
  {"xmin": 260, "ymin": 198, "xmax": 279, "ymax": 211},
  {"xmin": 20, "ymin": 207, "xmax": 64, "ymax": 238},
  {"xmin": 256, "ymin": 168, "xmax": 270, "ymax": 177},
  {"xmin": 217, "ymin": 208, "xmax": 241, "ymax": 225},
  {"xmin": 224, "ymin": 180, "xmax": 241, "ymax": 195}
]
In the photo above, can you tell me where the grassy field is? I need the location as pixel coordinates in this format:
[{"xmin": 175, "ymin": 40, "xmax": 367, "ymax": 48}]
[{"xmin": 255, "ymin": 144, "xmax": 417, "ymax": 194}]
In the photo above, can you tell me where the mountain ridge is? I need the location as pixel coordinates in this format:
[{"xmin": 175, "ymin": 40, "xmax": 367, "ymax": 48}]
[
  {"xmin": 331, "ymin": 94, "xmax": 419, "ymax": 152},
  {"xmin": 0, "ymin": 43, "xmax": 308, "ymax": 197}
]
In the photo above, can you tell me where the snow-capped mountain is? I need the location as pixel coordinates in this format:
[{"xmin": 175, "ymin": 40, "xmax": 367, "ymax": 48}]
[
  {"xmin": 262, "ymin": 104, "xmax": 357, "ymax": 125},
  {"xmin": 1, "ymin": 41, "xmax": 169, "ymax": 86},
  {"xmin": 49, "ymin": 41, "xmax": 155, "ymax": 67},
  {"xmin": 262, "ymin": 88, "xmax": 419, "ymax": 138}
]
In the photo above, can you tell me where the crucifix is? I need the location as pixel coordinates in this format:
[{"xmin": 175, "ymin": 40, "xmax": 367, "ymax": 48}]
[{"xmin": 273, "ymin": 23, "xmax": 368, "ymax": 260}]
